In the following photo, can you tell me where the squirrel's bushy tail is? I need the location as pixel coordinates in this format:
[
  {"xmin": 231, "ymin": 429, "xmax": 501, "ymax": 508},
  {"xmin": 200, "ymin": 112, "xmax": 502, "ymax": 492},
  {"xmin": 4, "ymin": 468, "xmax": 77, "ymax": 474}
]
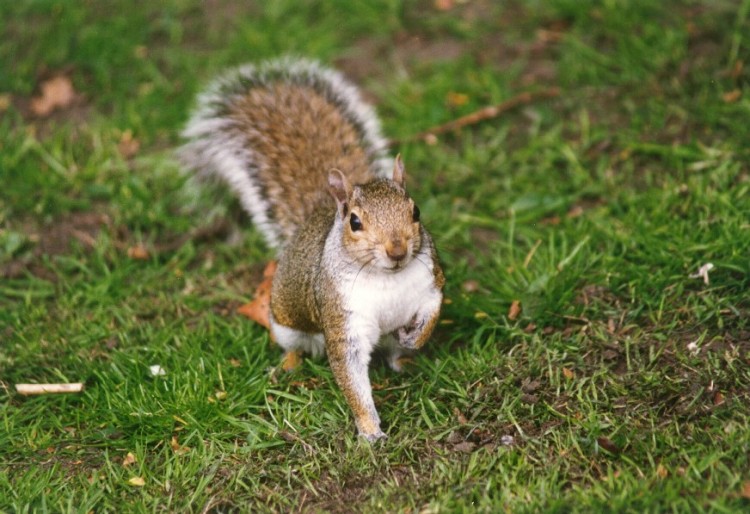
[{"xmin": 178, "ymin": 57, "xmax": 391, "ymax": 249}]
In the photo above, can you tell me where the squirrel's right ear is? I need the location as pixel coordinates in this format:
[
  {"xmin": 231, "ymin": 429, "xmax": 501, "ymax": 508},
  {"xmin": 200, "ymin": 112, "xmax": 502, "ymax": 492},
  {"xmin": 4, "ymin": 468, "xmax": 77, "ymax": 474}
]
[
  {"xmin": 328, "ymin": 170, "xmax": 352, "ymax": 217},
  {"xmin": 392, "ymin": 154, "xmax": 406, "ymax": 189}
]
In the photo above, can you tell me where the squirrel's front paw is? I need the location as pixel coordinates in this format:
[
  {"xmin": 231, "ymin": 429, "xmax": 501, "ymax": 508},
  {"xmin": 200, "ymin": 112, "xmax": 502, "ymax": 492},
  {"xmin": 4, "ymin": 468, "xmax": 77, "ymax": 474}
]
[
  {"xmin": 397, "ymin": 326, "xmax": 417, "ymax": 349},
  {"xmin": 397, "ymin": 316, "xmax": 423, "ymax": 349}
]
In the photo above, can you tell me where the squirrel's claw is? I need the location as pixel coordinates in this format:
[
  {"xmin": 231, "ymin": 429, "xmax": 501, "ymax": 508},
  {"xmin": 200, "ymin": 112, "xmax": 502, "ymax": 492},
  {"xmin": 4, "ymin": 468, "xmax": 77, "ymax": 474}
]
[
  {"xmin": 360, "ymin": 430, "xmax": 387, "ymax": 443},
  {"xmin": 396, "ymin": 322, "xmax": 419, "ymax": 349}
]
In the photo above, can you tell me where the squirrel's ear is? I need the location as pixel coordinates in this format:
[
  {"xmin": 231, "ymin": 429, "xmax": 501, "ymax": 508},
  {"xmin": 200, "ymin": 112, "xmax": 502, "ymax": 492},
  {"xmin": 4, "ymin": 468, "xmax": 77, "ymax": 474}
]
[
  {"xmin": 392, "ymin": 154, "xmax": 406, "ymax": 188},
  {"xmin": 328, "ymin": 169, "xmax": 352, "ymax": 217}
]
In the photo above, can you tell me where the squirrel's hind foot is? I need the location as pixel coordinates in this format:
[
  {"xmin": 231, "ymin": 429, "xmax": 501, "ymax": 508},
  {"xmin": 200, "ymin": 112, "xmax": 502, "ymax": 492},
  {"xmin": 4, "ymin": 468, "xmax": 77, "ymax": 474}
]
[{"xmin": 280, "ymin": 350, "xmax": 303, "ymax": 372}]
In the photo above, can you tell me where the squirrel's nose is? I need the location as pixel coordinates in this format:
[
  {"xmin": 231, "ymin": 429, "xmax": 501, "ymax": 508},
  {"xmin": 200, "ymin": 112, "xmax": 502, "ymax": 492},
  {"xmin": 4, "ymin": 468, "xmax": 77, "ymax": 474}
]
[{"xmin": 386, "ymin": 241, "xmax": 407, "ymax": 262}]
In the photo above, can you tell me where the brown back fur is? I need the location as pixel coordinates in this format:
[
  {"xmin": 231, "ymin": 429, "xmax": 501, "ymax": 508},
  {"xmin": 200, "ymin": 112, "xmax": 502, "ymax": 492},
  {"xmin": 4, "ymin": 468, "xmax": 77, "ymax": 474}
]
[{"xmin": 229, "ymin": 84, "xmax": 377, "ymax": 242}]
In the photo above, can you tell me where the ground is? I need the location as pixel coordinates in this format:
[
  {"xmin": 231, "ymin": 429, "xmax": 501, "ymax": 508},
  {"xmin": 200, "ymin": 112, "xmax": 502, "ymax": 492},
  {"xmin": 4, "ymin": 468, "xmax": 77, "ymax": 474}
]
[{"xmin": 1, "ymin": 1, "xmax": 749, "ymax": 512}]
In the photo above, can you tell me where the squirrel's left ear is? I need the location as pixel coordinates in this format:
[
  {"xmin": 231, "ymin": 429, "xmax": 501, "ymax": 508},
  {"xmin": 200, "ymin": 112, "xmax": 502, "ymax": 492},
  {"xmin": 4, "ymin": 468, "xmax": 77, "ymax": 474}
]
[
  {"xmin": 392, "ymin": 154, "xmax": 406, "ymax": 189},
  {"xmin": 328, "ymin": 169, "xmax": 352, "ymax": 217}
]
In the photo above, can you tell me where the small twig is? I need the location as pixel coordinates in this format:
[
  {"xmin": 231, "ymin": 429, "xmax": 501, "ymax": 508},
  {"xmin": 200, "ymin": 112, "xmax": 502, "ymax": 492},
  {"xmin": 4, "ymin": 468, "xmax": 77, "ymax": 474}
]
[
  {"xmin": 390, "ymin": 87, "xmax": 560, "ymax": 146},
  {"xmin": 278, "ymin": 428, "xmax": 315, "ymax": 456},
  {"xmin": 15, "ymin": 383, "xmax": 84, "ymax": 395}
]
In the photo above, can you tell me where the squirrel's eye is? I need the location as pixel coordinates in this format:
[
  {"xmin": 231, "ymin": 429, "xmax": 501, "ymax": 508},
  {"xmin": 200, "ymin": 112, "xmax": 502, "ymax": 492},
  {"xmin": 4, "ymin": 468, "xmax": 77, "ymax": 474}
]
[
  {"xmin": 412, "ymin": 205, "xmax": 420, "ymax": 222},
  {"xmin": 350, "ymin": 213, "xmax": 363, "ymax": 231}
]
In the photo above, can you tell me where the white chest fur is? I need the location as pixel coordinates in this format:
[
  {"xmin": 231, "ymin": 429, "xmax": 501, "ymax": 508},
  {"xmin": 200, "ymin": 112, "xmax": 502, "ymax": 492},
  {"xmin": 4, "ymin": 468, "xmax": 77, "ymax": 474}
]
[{"xmin": 339, "ymin": 257, "xmax": 439, "ymax": 336}]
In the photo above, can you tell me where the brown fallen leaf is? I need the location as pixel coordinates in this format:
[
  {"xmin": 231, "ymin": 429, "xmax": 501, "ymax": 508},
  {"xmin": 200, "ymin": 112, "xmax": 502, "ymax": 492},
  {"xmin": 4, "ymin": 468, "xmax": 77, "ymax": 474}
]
[
  {"xmin": 118, "ymin": 129, "xmax": 140, "ymax": 159},
  {"xmin": 446, "ymin": 91, "xmax": 469, "ymax": 107},
  {"xmin": 170, "ymin": 435, "xmax": 190, "ymax": 455},
  {"xmin": 741, "ymin": 480, "xmax": 750, "ymax": 499},
  {"xmin": 127, "ymin": 244, "xmax": 149, "ymax": 260},
  {"xmin": 122, "ymin": 452, "xmax": 136, "ymax": 467},
  {"xmin": 508, "ymin": 300, "xmax": 522, "ymax": 320},
  {"xmin": 434, "ymin": 0, "xmax": 454, "ymax": 10},
  {"xmin": 228, "ymin": 358, "xmax": 242, "ymax": 368},
  {"xmin": 722, "ymin": 89, "xmax": 742, "ymax": 103},
  {"xmin": 656, "ymin": 463, "xmax": 668, "ymax": 479},
  {"xmin": 453, "ymin": 407, "xmax": 468, "ymax": 425},
  {"xmin": 0, "ymin": 93, "xmax": 11, "ymax": 113},
  {"xmin": 127, "ymin": 476, "xmax": 146, "ymax": 487},
  {"xmin": 566, "ymin": 205, "xmax": 584, "ymax": 219},
  {"xmin": 562, "ymin": 367, "xmax": 575, "ymax": 380},
  {"xmin": 597, "ymin": 436, "xmax": 620, "ymax": 454},
  {"xmin": 31, "ymin": 75, "xmax": 76, "ymax": 116},
  {"xmin": 237, "ymin": 260, "xmax": 277, "ymax": 329}
]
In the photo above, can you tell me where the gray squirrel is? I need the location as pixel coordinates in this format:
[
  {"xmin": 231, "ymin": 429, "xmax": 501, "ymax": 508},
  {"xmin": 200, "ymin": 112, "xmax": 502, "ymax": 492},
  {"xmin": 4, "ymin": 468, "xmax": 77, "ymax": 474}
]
[{"xmin": 179, "ymin": 57, "xmax": 444, "ymax": 441}]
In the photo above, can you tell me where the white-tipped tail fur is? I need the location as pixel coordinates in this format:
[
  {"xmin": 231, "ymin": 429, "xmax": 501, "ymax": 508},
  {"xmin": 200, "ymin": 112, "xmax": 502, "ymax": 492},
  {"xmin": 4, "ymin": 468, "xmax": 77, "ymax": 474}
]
[{"xmin": 178, "ymin": 57, "xmax": 391, "ymax": 250}]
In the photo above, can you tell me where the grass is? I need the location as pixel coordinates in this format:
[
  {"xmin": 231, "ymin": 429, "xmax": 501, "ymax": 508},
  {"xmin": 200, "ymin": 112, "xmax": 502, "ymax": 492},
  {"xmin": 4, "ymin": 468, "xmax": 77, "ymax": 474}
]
[{"xmin": 2, "ymin": 0, "xmax": 750, "ymax": 512}]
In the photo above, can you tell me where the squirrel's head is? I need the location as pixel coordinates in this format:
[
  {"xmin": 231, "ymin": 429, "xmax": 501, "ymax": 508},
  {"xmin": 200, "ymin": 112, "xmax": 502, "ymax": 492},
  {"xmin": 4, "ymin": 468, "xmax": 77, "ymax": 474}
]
[{"xmin": 328, "ymin": 155, "xmax": 423, "ymax": 272}]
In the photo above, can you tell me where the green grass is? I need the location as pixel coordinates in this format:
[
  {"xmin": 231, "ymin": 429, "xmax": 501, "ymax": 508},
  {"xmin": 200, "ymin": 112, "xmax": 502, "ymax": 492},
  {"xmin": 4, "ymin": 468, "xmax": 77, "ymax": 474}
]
[{"xmin": 2, "ymin": 0, "xmax": 750, "ymax": 512}]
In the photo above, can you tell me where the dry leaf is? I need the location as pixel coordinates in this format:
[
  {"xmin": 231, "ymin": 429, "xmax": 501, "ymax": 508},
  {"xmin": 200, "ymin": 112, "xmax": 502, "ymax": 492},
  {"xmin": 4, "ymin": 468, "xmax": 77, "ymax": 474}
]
[
  {"xmin": 453, "ymin": 407, "xmax": 468, "ymax": 425},
  {"xmin": 215, "ymin": 390, "xmax": 227, "ymax": 401},
  {"xmin": 741, "ymin": 481, "xmax": 750, "ymax": 499},
  {"xmin": 434, "ymin": 0, "xmax": 454, "ymax": 11},
  {"xmin": 0, "ymin": 93, "xmax": 11, "ymax": 112},
  {"xmin": 562, "ymin": 367, "xmax": 575, "ymax": 380},
  {"xmin": 262, "ymin": 260, "xmax": 278, "ymax": 278},
  {"xmin": 566, "ymin": 205, "xmax": 584, "ymax": 219},
  {"xmin": 237, "ymin": 260, "xmax": 277, "ymax": 329},
  {"xmin": 118, "ymin": 129, "xmax": 140, "ymax": 159},
  {"xmin": 122, "ymin": 452, "xmax": 136, "ymax": 467},
  {"xmin": 127, "ymin": 476, "xmax": 146, "ymax": 487},
  {"xmin": 596, "ymin": 436, "xmax": 619, "ymax": 454},
  {"xmin": 127, "ymin": 244, "xmax": 150, "ymax": 260},
  {"xmin": 446, "ymin": 91, "xmax": 469, "ymax": 107},
  {"xmin": 722, "ymin": 89, "xmax": 742, "ymax": 103},
  {"xmin": 228, "ymin": 358, "xmax": 242, "ymax": 368},
  {"xmin": 713, "ymin": 391, "xmax": 725, "ymax": 406},
  {"xmin": 656, "ymin": 463, "xmax": 668, "ymax": 479},
  {"xmin": 170, "ymin": 435, "xmax": 190, "ymax": 454},
  {"xmin": 508, "ymin": 300, "xmax": 522, "ymax": 320},
  {"xmin": 31, "ymin": 76, "xmax": 76, "ymax": 116}
]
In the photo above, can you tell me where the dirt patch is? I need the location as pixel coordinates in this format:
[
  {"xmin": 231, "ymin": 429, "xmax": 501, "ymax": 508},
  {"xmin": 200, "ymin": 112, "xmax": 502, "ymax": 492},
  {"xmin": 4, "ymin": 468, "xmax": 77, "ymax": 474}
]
[{"xmin": 2, "ymin": 211, "xmax": 110, "ymax": 281}]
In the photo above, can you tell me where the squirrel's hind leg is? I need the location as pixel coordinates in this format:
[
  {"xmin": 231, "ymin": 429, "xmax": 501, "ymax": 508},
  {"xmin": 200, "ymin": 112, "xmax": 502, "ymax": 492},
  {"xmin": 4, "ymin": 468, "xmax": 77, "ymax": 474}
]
[{"xmin": 269, "ymin": 314, "xmax": 326, "ymax": 372}]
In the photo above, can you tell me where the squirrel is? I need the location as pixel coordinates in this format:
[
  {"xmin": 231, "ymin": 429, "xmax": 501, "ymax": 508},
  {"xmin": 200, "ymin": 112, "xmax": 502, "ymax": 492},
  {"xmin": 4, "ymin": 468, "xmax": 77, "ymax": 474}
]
[{"xmin": 178, "ymin": 57, "xmax": 445, "ymax": 441}]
